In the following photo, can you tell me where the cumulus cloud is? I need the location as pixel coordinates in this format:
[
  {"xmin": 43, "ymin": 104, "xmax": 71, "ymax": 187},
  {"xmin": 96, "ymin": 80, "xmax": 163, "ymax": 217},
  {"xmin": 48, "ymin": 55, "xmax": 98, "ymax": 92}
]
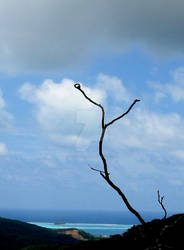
[
  {"xmin": 19, "ymin": 78, "xmax": 106, "ymax": 146},
  {"xmin": 0, "ymin": 0, "xmax": 184, "ymax": 72},
  {"xmin": 0, "ymin": 142, "xmax": 8, "ymax": 155},
  {"xmin": 104, "ymin": 106, "xmax": 184, "ymax": 192},
  {"xmin": 96, "ymin": 74, "xmax": 131, "ymax": 103},
  {"xmin": 171, "ymin": 150, "xmax": 184, "ymax": 160},
  {"xmin": 110, "ymin": 109, "xmax": 184, "ymax": 152},
  {"xmin": 0, "ymin": 90, "xmax": 6, "ymax": 109},
  {"xmin": 15, "ymin": 73, "xmax": 184, "ymax": 210},
  {"xmin": 150, "ymin": 66, "xmax": 184, "ymax": 102},
  {"xmin": 19, "ymin": 73, "xmax": 184, "ymax": 165},
  {"xmin": 19, "ymin": 74, "xmax": 135, "ymax": 148},
  {"xmin": 0, "ymin": 89, "xmax": 13, "ymax": 129}
]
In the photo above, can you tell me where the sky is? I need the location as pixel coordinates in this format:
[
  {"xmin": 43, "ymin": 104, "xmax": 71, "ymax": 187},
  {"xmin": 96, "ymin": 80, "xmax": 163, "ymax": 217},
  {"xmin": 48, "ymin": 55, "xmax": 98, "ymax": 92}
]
[{"xmin": 1, "ymin": 0, "xmax": 184, "ymax": 215}]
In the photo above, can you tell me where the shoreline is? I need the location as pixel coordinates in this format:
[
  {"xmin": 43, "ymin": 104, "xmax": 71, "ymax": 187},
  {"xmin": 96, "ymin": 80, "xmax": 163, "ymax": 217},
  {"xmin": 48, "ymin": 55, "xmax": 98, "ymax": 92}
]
[{"xmin": 28, "ymin": 222, "xmax": 133, "ymax": 237}]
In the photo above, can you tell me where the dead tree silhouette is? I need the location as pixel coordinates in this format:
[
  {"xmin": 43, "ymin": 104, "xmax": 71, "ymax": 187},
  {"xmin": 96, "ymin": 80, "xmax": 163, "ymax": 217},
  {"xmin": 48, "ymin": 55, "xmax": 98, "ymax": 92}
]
[
  {"xmin": 157, "ymin": 190, "xmax": 167, "ymax": 220},
  {"xmin": 74, "ymin": 83, "xmax": 145, "ymax": 225}
]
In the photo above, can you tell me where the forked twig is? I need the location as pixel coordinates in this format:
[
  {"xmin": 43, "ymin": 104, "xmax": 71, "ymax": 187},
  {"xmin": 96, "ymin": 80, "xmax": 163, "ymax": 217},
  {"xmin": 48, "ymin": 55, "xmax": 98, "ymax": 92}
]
[{"xmin": 157, "ymin": 190, "xmax": 167, "ymax": 220}]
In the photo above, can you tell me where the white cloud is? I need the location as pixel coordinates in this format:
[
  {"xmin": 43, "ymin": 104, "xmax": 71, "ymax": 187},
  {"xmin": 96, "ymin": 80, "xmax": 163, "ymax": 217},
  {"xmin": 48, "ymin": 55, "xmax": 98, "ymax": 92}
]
[
  {"xmin": 171, "ymin": 150, "xmax": 184, "ymax": 160},
  {"xmin": 96, "ymin": 74, "xmax": 131, "ymax": 103},
  {"xmin": 108, "ymin": 108, "xmax": 184, "ymax": 161},
  {"xmin": 18, "ymin": 83, "xmax": 37, "ymax": 102},
  {"xmin": 19, "ymin": 74, "xmax": 184, "ymax": 160},
  {"xmin": 0, "ymin": 88, "xmax": 13, "ymax": 129},
  {"xmin": 168, "ymin": 179, "xmax": 183, "ymax": 186},
  {"xmin": 1, "ymin": 0, "xmax": 184, "ymax": 72},
  {"xmin": 19, "ymin": 74, "xmax": 133, "ymax": 148},
  {"xmin": 18, "ymin": 73, "xmax": 184, "ymax": 197},
  {"xmin": 9, "ymin": 73, "xmax": 184, "ymax": 211},
  {"xmin": 0, "ymin": 89, "xmax": 6, "ymax": 109},
  {"xmin": 150, "ymin": 66, "xmax": 184, "ymax": 102},
  {"xmin": 19, "ymin": 78, "xmax": 106, "ymax": 146},
  {"xmin": 0, "ymin": 142, "xmax": 8, "ymax": 155}
]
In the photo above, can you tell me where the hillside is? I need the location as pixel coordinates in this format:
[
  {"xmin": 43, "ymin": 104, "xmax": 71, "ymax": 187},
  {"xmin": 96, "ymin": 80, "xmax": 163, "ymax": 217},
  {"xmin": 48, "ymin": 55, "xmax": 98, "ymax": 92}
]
[
  {"xmin": 0, "ymin": 217, "xmax": 77, "ymax": 249},
  {"xmin": 0, "ymin": 214, "xmax": 184, "ymax": 249},
  {"xmin": 60, "ymin": 213, "xmax": 184, "ymax": 250}
]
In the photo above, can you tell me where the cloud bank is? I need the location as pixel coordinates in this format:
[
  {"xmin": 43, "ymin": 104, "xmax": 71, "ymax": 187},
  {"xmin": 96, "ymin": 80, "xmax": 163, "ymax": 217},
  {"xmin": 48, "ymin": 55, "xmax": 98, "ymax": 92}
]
[
  {"xmin": 1, "ymin": 0, "xmax": 184, "ymax": 72},
  {"xmin": 19, "ymin": 74, "xmax": 184, "ymax": 164},
  {"xmin": 150, "ymin": 67, "xmax": 184, "ymax": 102}
]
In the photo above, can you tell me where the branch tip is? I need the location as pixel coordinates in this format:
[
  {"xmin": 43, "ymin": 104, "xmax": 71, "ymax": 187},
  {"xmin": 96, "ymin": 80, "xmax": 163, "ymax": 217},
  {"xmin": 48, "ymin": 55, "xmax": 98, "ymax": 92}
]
[
  {"xmin": 135, "ymin": 99, "xmax": 141, "ymax": 102},
  {"xmin": 74, "ymin": 83, "xmax": 81, "ymax": 89},
  {"xmin": 91, "ymin": 167, "xmax": 110, "ymax": 176}
]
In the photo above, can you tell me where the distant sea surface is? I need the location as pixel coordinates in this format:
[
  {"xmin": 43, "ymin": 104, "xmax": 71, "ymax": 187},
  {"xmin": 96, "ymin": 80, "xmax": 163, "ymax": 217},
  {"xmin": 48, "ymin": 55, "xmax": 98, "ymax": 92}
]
[
  {"xmin": 0, "ymin": 209, "xmax": 175, "ymax": 236},
  {"xmin": 29, "ymin": 222, "xmax": 132, "ymax": 236}
]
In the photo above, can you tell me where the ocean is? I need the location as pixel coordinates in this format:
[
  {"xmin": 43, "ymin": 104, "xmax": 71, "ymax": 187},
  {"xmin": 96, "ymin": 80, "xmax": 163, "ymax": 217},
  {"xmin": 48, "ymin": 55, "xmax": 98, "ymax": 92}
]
[
  {"xmin": 0, "ymin": 209, "xmax": 173, "ymax": 236},
  {"xmin": 29, "ymin": 222, "xmax": 132, "ymax": 236}
]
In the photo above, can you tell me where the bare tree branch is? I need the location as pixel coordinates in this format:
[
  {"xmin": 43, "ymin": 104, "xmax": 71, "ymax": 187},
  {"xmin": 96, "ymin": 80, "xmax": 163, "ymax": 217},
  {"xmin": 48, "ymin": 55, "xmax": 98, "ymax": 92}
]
[
  {"xmin": 88, "ymin": 163, "xmax": 107, "ymax": 174},
  {"xmin": 106, "ymin": 99, "xmax": 140, "ymax": 127},
  {"xmin": 157, "ymin": 190, "xmax": 167, "ymax": 220},
  {"xmin": 91, "ymin": 167, "xmax": 107, "ymax": 174},
  {"xmin": 74, "ymin": 83, "xmax": 105, "ymax": 128},
  {"xmin": 74, "ymin": 83, "xmax": 145, "ymax": 225}
]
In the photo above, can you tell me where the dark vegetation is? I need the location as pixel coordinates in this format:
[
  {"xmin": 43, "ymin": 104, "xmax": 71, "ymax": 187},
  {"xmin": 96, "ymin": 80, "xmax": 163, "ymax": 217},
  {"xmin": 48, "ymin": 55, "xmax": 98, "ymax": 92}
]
[
  {"xmin": 55, "ymin": 228, "xmax": 96, "ymax": 240},
  {"xmin": 0, "ymin": 217, "xmax": 77, "ymax": 250},
  {"xmin": 1, "ymin": 213, "xmax": 181, "ymax": 249},
  {"xmin": 60, "ymin": 213, "xmax": 184, "ymax": 250}
]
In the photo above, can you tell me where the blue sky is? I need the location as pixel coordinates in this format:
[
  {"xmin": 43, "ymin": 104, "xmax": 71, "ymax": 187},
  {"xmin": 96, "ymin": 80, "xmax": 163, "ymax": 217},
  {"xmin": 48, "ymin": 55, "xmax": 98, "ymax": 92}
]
[{"xmin": 1, "ymin": 0, "xmax": 184, "ymax": 214}]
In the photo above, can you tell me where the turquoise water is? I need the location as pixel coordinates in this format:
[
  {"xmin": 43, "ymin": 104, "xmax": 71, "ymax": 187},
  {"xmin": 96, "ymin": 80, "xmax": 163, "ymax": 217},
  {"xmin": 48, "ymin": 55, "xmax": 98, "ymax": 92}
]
[
  {"xmin": 0, "ymin": 209, "xmax": 171, "ymax": 236},
  {"xmin": 29, "ymin": 222, "xmax": 133, "ymax": 236}
]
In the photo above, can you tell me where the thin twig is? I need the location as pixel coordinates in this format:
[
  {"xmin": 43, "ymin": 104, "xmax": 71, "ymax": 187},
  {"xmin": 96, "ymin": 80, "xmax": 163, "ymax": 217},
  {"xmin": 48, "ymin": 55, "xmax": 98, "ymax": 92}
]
[
  {"xmin": 157, "ymin": 190, "xmax": 167, "ymax": 220},
  {"xmin": 88, "ymin": 163, "xmax": 108, "ymax": 175},
  {"xmin": 91, "ymin": 167, "xmax": 106, "ymax": 174},
  {"xmin": 106, "ymin": 99, "xmax": 140, "ymax": 127},
  {"xmin": 74, "ymin": 83, "xmax": 105, "ymax": 128}
]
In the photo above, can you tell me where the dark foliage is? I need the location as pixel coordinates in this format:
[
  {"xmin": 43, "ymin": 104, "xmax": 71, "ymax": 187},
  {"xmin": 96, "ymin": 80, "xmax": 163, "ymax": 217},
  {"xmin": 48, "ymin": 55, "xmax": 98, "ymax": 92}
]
[
  {"xmin": 0, "ymin": 217, "xmax": 77, "ymax": 250},
  {"xmin": 40, "ymin": 213, "xmax": 184, "ymax": 250},
  {"xmin": 1, "ymin": 214, "xmax": 184, "ymax": 249}
]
